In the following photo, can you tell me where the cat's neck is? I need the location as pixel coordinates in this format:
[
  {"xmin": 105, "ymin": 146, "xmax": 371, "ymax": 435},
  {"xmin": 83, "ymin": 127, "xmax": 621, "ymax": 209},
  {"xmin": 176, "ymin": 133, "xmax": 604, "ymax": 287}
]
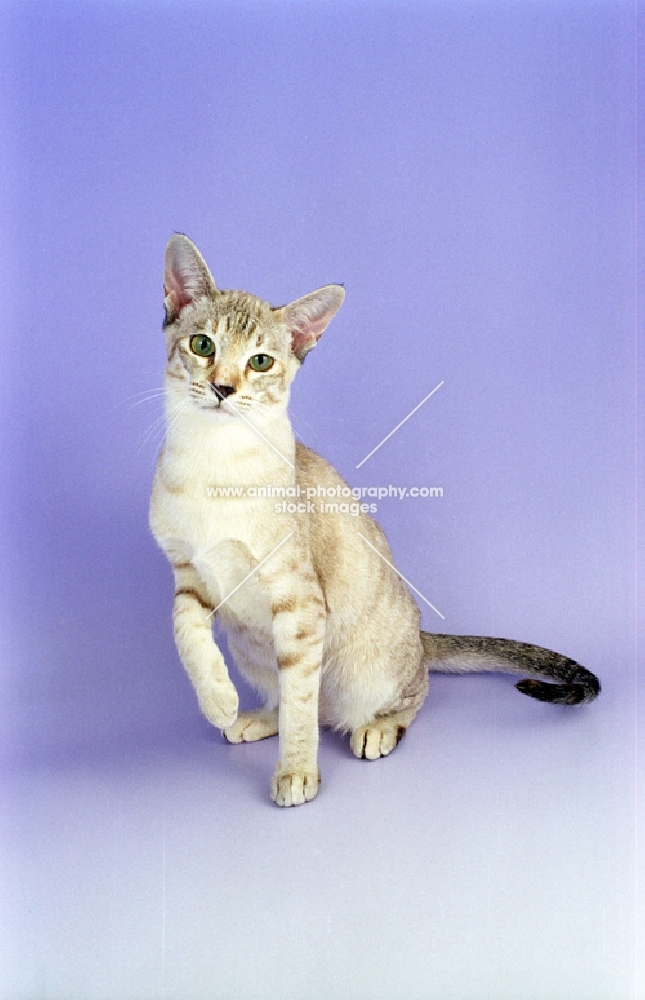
[{"xmin": 161, "ymin": 400, "xmax": 296, "ymax": 488}]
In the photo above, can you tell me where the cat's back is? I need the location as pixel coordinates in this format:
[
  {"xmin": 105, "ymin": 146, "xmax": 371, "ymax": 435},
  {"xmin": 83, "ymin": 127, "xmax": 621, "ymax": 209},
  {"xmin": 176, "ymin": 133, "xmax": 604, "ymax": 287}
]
[{"xmin": 295, "ymin": 441, "xmax": 344, "ymax": 491}]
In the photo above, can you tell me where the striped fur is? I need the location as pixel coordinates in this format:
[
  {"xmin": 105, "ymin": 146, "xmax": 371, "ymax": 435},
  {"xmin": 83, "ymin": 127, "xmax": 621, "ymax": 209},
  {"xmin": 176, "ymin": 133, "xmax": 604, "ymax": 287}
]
[{"xmin": 149, "ymin": 235, "xmax": 600, "ymax": 807}]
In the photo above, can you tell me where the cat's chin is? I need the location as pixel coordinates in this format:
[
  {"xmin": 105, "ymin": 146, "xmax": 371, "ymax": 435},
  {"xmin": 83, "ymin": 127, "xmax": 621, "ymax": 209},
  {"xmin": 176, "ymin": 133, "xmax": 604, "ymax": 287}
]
[{"xmin": 199, "ymin": 403, "xmax": 238, "ymax": 421}]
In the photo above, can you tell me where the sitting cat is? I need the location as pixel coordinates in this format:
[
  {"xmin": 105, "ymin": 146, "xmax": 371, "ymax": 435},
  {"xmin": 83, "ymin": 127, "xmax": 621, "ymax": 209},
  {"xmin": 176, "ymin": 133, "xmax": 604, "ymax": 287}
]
[{"xmin": 149, "ymin": 234, "xmax": 601, "ymax": 807}]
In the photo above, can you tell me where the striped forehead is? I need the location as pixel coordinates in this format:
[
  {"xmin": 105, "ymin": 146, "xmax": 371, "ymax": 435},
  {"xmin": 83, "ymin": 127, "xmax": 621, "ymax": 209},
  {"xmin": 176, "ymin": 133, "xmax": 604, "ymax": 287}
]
[{"xmin": 210, "ymin": 304, "xmax": 272, "ymax": 350}]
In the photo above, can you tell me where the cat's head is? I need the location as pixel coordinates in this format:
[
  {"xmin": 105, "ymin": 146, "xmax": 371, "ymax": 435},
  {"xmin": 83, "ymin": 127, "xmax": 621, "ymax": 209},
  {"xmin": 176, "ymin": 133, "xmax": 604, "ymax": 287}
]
[{"xmin": 162, "ymin": 234, "xmax": 344, "ymax": 422}]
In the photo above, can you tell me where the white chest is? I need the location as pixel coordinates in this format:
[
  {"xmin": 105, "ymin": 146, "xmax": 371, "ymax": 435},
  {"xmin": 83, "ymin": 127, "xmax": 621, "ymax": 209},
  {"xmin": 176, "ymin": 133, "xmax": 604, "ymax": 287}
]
[{"xmin": 150, "ymin": 412, "xmax": 297, "ymax": 615}]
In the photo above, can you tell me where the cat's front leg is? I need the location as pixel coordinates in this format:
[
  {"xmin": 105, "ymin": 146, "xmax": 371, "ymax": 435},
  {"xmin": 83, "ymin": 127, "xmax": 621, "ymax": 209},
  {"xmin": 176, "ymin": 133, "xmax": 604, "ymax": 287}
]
[
  {"xmin": 172, "ymin": 563, "xmax": 238, "ymax": 729},
  {"xmin": 269, "ymin": 589, "xmax": 326, "ymax": 807}
]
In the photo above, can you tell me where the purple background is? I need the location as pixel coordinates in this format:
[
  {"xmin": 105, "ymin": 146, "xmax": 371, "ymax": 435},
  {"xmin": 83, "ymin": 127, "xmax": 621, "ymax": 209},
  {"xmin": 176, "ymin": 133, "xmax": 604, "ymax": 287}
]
[{"xmin": 1, "ymin": 2, "xmax": 642, "ymax": 997}]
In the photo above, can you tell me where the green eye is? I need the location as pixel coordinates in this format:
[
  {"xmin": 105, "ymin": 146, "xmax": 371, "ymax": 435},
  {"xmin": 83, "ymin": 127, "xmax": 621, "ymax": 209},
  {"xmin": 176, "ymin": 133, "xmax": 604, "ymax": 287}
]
[
  {"xmin": 248, "ymin": 354, "xmax": 274, "ymax": 372},
  {"xmin": 190, "ymin": 334, "xmax": 215, "ymax": 358}
]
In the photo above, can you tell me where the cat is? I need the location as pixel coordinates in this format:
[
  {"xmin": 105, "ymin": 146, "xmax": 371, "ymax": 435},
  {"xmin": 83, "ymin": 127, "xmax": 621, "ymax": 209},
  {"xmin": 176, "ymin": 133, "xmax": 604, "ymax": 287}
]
[{"xmin": 149, "ymin": 234, "xmax": 601, "ymax": 807}]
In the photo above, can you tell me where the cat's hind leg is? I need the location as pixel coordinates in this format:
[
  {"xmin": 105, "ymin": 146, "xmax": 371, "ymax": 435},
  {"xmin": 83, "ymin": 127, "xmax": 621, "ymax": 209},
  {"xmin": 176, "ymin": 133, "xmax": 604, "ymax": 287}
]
[
  {"xmin": 347, "ymin": 647, "xmax": 429, "ymax": 760},
  {"xmin": 350, "ymin": 705, "xmax": 420, "ymax": 760}
]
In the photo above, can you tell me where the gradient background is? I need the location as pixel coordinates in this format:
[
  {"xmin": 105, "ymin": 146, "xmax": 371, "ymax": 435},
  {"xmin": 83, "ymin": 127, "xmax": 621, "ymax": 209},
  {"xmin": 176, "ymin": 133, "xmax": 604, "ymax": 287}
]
[{"xmin": 1, "ymin": 1, "xmax": 642, "ymax": 998}]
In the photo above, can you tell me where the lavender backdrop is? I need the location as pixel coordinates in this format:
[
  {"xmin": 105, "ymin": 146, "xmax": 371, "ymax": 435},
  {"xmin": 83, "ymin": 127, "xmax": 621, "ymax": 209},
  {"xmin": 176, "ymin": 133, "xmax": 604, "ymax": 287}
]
[{"xmin": 1, "ymin": 2, "xmax": 641, "ymax": 998}]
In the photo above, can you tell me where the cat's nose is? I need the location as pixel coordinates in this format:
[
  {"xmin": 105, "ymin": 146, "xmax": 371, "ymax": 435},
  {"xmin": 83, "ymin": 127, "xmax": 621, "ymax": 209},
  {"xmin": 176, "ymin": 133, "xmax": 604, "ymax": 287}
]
[{"xmin": 210, "ymin": 383, "xmax": 236, "ymax": 400}]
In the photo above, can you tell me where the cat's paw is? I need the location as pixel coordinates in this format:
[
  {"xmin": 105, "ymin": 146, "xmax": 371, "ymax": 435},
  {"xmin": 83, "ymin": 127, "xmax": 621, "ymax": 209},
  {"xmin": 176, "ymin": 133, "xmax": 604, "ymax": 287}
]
[
  {"xmin": 271, "ymin": 767, "xmax": 320, "ymax": 807},
  {"xmin": 197, "ymin": 679, "xmax": 239, "ymax": 730},
  {"xmin": 350, "ymin": 722, "xmax": 406, "ymax": 760},
  {"xmin": 223, "ymin": 708, "xmax": 279, "ymax": 744}
]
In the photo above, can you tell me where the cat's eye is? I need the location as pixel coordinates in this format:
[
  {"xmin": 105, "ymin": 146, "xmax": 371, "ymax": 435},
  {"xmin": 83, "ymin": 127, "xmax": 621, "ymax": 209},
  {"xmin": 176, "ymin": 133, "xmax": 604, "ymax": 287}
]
[
  {"xmin": 190, "ymin": 334, "xmax": 215, "ymax": 358},
  {"xmin": 248, "ymin": 354, "xmax": 274, "ymax": 372}
]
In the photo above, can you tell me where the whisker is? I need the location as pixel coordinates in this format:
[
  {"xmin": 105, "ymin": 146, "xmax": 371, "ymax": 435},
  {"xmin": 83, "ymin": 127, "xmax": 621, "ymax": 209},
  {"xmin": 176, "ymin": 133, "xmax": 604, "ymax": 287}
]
[
  {"xmin": 151, "ymin": 399, "xmax": 192, "ymax": 466},
  {"xmin": 142, "ymin": 409, "xmax": 186, "ymax": 460},
  {"xmin": 130, "ymin": 393, "xmax": 170, "ymax": 408},
  {"xmin": 136, "ymin": 393, "xmax": 187, "ymax": 453},
  {"xmin": 136, "ymin": 411, "xmax": 170, "ymax": 453},
  {"xmin": 113, "ymin": 387, "xmax": 168, "ymax": 410}
]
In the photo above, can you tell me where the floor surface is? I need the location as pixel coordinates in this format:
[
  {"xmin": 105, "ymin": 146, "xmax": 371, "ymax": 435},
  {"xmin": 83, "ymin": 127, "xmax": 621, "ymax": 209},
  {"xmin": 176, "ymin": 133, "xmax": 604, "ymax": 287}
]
[{"xmin": 2, "ymin": 671, "xmax": 640, "ymax": 1000}]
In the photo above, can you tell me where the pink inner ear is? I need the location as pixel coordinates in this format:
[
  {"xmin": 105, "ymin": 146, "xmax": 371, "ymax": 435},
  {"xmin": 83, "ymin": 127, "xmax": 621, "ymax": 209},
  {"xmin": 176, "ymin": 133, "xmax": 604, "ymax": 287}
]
[
  {"xmin": 164, "ymin": 250, "xmax": 198, "ymax": 311},
  {"xmin": 164, "ymin": 273, "xmax": 192, "ymax": 312},
  {"xmin": 291, "ymin": 325, "xmax": 317, "ymax": 357},
  {"xmin": 163, "ymin": 235, "xmax": 216, "ymax": 319},
  {"xmin": 285, "ymin": 286, "xmax": 345, "ymax": 360}
]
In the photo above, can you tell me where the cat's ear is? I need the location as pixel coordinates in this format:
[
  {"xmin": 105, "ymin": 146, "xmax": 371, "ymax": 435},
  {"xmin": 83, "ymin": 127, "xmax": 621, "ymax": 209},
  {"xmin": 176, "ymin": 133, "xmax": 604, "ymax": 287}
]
[
  {"xmin": 277, "ymin": 285, "xmax": 345, "ymax": 361},
  {"xmin": 164, "ymin": 234, "xmax": 218, "ymax": 325}
]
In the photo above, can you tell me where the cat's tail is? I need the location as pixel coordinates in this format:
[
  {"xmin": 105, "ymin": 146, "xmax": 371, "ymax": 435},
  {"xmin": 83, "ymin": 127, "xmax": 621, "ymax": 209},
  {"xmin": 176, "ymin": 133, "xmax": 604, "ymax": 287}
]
[{"xmin": 420, "ymin": 632, "xmax": 600, "ymax": 705}]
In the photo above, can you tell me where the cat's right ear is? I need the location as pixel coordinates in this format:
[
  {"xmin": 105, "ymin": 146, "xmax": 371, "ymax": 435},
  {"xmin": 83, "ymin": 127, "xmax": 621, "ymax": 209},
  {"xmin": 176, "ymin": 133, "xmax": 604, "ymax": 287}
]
[{"xmin": 163, "ymin": 234, "xmax": 218, "ymax": 326}]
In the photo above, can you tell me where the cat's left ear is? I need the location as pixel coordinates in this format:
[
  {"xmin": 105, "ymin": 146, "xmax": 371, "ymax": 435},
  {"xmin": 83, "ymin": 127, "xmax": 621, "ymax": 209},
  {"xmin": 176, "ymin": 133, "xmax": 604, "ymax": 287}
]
[{"xmin": 277, "ymin": 285, "xmax": 345, "ymax": 361}]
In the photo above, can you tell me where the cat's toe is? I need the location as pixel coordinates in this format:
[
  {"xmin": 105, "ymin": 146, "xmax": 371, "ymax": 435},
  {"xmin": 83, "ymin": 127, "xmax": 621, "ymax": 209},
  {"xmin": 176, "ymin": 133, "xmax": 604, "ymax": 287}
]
[
  {"xmin": 271, "ymin": 768, "xmax": 320, "ymax": 807},
  {"xmin": 351, "ymin": 723, "xmax": 406, "ymax": 760},
  {"xmin": 223, "ymin": 710, "xmax": 279, "ymax": 744}
]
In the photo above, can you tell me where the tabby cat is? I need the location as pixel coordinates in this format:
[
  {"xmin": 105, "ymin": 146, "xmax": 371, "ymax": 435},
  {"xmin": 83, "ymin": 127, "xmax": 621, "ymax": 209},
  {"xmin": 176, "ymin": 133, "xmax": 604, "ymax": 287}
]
[{"xmin": 149, "ymin": 235, "xmax": 600, "ymax": 807}]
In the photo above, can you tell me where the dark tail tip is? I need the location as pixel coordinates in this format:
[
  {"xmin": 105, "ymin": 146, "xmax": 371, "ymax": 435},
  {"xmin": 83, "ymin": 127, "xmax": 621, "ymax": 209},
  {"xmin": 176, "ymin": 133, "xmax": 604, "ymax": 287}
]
[{"xmin": 516, "ymin": 671, "xmax": 601, "ymax": 706}]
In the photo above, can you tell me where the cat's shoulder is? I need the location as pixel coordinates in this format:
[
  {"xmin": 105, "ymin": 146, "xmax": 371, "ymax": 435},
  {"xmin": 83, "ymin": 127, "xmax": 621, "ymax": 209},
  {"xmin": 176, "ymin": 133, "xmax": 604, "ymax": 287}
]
[{"xmin": 295, "ymin": 441, "xmax": 344, "ymax": 488}]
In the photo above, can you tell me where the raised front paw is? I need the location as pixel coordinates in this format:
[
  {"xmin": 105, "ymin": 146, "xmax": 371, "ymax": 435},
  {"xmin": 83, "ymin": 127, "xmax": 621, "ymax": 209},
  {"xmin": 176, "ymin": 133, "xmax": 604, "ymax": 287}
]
[
  {"xmin": 197, "ymin": 679, "xmax": 239, "ymax": 730},
  {"xmin": 271, "ymin": 767, "xmax": 320, "ymax": 807},
  {"xmin": 223, "ymin": 708, "xmax": 279, "ymax": 744}
]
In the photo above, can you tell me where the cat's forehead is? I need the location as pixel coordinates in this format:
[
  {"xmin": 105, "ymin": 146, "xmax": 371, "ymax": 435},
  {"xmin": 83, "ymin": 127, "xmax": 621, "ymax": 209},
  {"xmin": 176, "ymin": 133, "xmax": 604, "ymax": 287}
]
[
  {"xmin": 202, "ymin": 290, "xmax": 280, "ymax": 347},
  {"xmin": 213, "ymin": 289, "xmax": 270, "ymax": 322}
]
